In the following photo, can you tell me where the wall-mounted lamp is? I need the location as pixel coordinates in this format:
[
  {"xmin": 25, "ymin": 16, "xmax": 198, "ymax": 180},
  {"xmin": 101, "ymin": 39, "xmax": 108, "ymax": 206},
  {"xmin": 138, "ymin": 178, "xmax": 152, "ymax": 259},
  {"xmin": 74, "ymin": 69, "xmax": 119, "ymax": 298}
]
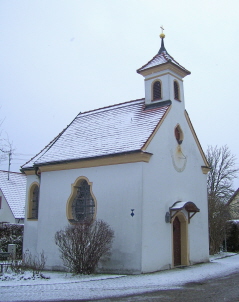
[
  {"xmin": 131, "ymin": 209, "xmax": 135, "ymax": 217},
  {"xmin": 165, "ymin": 211, "xmax": 170, "ymax": 223}
]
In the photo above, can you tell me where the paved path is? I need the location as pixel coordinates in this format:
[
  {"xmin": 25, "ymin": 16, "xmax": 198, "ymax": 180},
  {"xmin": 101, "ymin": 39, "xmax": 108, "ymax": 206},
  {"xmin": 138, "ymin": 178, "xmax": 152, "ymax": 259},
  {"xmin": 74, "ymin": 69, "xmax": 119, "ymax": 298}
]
[
  {"xmin": 96, "ymin": 272, "xmax": 239, "ymax": 302},
  {"xmin": 1, "ymin": 255, "xmax": 239, "ymax": 302}
]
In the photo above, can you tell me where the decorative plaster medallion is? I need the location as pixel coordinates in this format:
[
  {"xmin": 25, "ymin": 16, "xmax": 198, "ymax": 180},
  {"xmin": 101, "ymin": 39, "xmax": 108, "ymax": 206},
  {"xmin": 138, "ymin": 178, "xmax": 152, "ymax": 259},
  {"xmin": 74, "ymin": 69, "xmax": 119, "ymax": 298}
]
[{"xmin": 171, "ymin": 146, "xmax": 187, "ymax": 172}]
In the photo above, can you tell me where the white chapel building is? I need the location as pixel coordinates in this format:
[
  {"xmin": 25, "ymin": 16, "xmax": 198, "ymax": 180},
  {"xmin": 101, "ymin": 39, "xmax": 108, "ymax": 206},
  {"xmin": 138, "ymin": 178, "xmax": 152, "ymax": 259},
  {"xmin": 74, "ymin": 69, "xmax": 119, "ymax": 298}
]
[{"xmin": 22, "ymin": 33, "xmax": 210, "ymax": 274}]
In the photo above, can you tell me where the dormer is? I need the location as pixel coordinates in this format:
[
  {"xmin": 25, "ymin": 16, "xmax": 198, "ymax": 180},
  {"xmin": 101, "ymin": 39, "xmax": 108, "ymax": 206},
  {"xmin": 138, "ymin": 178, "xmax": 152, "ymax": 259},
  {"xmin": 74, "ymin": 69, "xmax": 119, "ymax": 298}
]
[{"xmin": 137, "ymin": 30, "xmax": 190, "ymax": 106}]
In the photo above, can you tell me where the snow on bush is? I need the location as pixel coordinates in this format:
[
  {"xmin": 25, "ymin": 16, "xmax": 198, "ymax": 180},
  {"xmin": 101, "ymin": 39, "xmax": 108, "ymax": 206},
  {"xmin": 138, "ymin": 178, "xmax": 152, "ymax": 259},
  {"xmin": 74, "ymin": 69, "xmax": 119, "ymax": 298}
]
[
  {"xmin": 0, "ymin": 223, "xmax": 23, "ymax": 258},
  {"xmin": 0, "ymin": 250, "xmax": 48, "ymax": 281}
]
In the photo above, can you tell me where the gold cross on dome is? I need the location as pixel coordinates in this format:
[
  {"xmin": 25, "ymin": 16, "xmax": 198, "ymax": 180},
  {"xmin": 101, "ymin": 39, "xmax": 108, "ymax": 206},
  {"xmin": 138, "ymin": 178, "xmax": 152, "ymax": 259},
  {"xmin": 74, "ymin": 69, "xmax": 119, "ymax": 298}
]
[{"xmin": 160, "ymin": 25, "xmax": 165, "ymax": 39}]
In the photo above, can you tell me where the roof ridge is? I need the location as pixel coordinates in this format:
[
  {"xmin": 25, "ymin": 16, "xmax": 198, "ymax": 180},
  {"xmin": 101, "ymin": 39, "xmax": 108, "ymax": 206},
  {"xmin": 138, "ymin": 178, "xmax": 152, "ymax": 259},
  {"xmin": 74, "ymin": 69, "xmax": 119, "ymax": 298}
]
[{"xmin": 78, "ymin": 98, "xmax": 145, "ymax": 117}]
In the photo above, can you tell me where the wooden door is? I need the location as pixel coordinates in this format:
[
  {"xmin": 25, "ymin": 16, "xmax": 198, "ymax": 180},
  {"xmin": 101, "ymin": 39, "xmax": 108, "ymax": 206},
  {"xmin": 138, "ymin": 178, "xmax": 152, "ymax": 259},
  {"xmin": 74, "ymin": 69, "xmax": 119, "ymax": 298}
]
[{"xmin": 173, "ymin": 216, "xmax": 181, "ymax": 266}]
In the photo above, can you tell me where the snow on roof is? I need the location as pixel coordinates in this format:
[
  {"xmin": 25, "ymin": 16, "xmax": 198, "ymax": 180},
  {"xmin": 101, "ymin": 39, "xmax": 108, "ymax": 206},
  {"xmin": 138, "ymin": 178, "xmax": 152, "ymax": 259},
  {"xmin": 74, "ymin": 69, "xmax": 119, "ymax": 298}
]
[
  {"xmin": 0, "ymin": 170, "xmax": 26, "ymax": 219},
  {"xmin": 170, "ymin": 201, "xmax": 200, "ymax": 212},
  {"xmin": 22, "ymin": 99, "xmax": 171, "ymax": 169},
  {"xmin": 170, "ymin": 201, "xmax": 187, "ymax": 209},
  {"xmin": 137, "ymin": 50, "xmax": 190, "ymax": 74}
]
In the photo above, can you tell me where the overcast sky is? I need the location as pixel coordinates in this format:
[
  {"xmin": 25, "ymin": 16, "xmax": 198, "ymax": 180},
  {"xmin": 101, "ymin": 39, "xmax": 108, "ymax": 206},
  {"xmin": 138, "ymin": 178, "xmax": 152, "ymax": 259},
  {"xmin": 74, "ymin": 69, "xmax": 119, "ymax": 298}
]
[{"xmin": 0, "ymin": 0, "xmax": 239, "ymax": 188}]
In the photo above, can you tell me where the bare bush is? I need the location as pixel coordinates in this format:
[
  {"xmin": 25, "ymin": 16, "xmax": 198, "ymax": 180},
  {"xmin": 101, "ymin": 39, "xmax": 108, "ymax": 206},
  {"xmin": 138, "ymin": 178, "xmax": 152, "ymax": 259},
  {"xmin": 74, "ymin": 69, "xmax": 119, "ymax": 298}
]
[
  {"xmin": 55, "ymin": 220, "xmax": 114, "ymax": 274},
  {"xmin": 21, "ymin": 250, "xmax": 47, "ymax": 276},
  {"xmin": 10, "ymin": 259, "xmax": 24, "ymax": 274}
]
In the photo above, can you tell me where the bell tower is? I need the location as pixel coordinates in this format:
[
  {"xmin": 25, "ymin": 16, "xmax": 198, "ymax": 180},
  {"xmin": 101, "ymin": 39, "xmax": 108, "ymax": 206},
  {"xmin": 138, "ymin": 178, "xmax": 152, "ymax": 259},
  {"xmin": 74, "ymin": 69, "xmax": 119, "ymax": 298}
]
[{"xmin": 137, "ymin": 28, "xmax": 191, "ymax": 107}]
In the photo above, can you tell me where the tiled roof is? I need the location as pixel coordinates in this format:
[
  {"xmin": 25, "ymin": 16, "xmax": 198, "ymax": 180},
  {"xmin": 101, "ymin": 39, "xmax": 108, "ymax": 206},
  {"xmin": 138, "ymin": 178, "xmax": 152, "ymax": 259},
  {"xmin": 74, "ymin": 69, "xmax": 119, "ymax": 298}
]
[
  {"xmin": 22, "ymin": 99, "xmax": 171, "ymax": 168},
  {"xmin": 0, "ymin": 170, "xmax": 26, "ymax": 219},
  {"xmin": 137, "ymin": 50, "xmax": 190, "ymax": 75}
]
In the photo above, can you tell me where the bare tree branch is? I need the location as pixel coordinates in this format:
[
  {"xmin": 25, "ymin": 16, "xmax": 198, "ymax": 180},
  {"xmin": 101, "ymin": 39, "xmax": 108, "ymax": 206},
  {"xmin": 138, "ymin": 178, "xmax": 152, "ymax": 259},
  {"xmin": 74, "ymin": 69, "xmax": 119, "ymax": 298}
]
[{"xmin": 207, "ymin": 145, "xmax": 239, "ymax": 254}]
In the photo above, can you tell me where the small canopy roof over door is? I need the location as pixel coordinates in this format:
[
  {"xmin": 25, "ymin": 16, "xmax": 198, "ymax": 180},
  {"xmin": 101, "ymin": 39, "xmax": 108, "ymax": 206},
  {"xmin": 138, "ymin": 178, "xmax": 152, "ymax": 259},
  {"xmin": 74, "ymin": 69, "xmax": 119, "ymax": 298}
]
[{"xmin": 170, "ymin": 201, "xmax": 200, "ymax": 223}]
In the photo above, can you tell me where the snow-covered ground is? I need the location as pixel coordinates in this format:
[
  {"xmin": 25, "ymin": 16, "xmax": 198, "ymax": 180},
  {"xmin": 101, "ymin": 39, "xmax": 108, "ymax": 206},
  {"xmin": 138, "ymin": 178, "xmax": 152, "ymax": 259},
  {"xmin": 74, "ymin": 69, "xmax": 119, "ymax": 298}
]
[{"xmin": 0, "ymin": 253, "xmax": 238, "ymax": 302}]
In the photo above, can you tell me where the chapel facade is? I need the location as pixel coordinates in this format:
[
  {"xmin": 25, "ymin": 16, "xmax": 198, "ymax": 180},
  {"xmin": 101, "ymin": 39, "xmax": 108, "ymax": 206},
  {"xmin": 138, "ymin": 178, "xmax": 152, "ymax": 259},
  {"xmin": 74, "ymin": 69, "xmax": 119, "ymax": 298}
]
[{"xmin": 22, "ymin": 32, "xmax": 210, "ymax": 273}]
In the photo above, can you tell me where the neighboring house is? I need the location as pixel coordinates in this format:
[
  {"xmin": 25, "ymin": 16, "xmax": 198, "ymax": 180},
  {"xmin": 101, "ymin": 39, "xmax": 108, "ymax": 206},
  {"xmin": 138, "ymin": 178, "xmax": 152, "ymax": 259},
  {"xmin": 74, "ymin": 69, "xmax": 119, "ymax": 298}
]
[
  {"xmin": 22, "ymin": 34, "xmax": 210, "ymax": 274},
  {"xmin": 0, "ymin": 170, "xmax": 26, "ymax": 224},
  {"xmin": 227, "ymin": 188, "xmax": 239, "ymax": 220}
]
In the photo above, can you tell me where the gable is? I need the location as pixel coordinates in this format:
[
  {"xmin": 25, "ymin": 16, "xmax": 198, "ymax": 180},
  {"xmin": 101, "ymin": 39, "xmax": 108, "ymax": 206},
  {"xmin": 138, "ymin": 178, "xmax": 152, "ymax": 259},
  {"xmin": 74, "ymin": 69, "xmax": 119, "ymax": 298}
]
[
  {"xmin": 0, "ymin": 171, "xmax": 26, "ymax": 219},
  {"xmin": 140, "ymin": 106, "xmax": 209, "ymax": 175}
]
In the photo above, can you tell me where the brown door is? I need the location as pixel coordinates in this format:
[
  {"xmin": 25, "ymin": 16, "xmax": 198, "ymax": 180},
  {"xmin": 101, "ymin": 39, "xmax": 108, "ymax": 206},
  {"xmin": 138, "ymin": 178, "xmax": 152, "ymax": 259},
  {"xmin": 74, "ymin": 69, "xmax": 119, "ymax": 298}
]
[{"xmin": 173, "ymin": 216, "xmax": 181, "ymax": 266}]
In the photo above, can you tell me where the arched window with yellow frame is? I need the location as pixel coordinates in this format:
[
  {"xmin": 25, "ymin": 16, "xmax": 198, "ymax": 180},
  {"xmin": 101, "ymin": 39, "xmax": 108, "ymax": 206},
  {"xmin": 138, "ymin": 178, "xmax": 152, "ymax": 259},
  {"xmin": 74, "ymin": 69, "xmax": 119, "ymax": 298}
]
[
  {"xmin": 28, "ymin": 182, "xmax": 39, "ymax": 220},
  {"xmin": 66, "ymin": 177, "xmax": 96, "ymax": 224}
]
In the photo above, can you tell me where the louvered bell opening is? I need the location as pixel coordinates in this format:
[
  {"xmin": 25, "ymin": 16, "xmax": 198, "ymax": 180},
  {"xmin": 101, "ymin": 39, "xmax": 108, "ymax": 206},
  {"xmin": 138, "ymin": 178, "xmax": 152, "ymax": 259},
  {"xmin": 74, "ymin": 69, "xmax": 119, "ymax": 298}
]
[
  {"xmin": 174, "ymin": 81, "xmax": 180, "ymax": 100},
  {"xmin": 153, "ymin": 81, "xmax": 162, "ymax": 100}
]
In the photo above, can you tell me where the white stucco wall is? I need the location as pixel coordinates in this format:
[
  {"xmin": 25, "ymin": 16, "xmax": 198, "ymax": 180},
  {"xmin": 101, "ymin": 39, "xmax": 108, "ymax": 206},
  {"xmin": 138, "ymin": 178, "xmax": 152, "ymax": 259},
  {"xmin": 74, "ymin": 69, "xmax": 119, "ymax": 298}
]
[
  {"xmin": 141, "ymin": 98, "xmax": 209, "ymax": 272},
  {"xmin": 0, "ymin": 192, "xmax": 15, "ymax": 223},
  {"xmin": 24, "ymin": 162, "xmax": 144, "ymax": 273}
]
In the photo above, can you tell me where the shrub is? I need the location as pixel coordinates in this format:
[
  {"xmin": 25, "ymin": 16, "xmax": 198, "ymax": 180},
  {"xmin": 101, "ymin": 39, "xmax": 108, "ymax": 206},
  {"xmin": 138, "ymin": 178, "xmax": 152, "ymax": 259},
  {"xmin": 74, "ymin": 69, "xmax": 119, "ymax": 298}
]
[
  {"xmin": 23, "ymin": 250, "xmax": 47, "ymax": 276},
  {"xmin": 226, "ymin": 221, "xmax": 239, "ymax": 252},
  {"xmin": 0, "ymin": 223, "xmax": 23, "ymax": 259},
  {"xmin": 10, "ymin": 250, "xmax": 47, "ymax": 277},
  {"xmin": 55, "ymin": 220, "xmax": 114, "ymax": 274}
]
